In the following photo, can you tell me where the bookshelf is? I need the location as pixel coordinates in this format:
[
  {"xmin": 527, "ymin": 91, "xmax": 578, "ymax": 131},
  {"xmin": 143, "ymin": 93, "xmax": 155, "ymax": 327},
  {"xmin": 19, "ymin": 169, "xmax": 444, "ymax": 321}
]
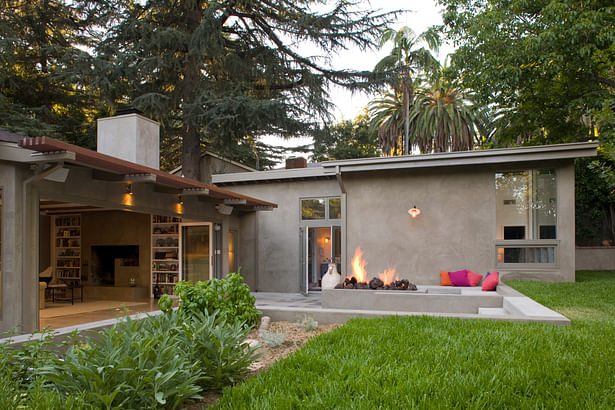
[
  {"xmin": 151, "ymin": 215, "xmax": 181, "ymax": 297},
  {"xmin": 53, "ymin": 214, "xmax": 81, "ymax": 286}
]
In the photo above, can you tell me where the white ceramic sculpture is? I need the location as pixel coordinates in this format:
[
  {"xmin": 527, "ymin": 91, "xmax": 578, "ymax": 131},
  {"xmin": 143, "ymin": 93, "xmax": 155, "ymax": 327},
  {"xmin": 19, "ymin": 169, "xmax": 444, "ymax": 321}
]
[{"xmin": 321, "ymin": 262, "xmax": 342, "ymax": 289}]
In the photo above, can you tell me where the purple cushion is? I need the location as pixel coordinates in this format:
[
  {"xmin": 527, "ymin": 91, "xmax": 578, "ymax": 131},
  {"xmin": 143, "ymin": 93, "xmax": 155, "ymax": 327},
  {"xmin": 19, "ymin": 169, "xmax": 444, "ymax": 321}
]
[
  {"xmin": 484, "ymin": 271, "xmax": 491, "ymax": 280},
  {"xmin": 449, "ymin": 269, "xmax": 470, "ymax": 287}
]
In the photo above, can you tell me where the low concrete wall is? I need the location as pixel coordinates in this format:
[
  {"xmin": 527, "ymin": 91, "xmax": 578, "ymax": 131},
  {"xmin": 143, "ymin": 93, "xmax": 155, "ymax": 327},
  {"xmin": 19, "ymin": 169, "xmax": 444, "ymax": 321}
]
[
  {"xmin": 322, "ymin": 289, "xmax": 503, "ymax": 314},
  {"xmin": 576, "ymin": 247, "xmax": 615, "ymax": 271}
]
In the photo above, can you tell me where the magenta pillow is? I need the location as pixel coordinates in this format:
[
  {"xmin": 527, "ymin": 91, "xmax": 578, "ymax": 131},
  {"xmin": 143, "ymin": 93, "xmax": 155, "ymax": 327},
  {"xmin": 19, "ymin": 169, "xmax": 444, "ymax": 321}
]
[
  {"xmin": 482, "ymin": 271, "xmax": 499, "ymax": 291},
  {"xmin": 467, "ymin": 270, "xmax": 483, "ymax": 287},
  {"xmin": 449, "ymin": 269, "xmax": 470, "ymax": 287}
]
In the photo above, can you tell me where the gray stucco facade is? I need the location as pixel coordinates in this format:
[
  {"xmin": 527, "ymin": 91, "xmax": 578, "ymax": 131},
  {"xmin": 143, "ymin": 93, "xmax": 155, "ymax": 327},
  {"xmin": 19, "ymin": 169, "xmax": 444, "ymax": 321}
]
[{"xmin": 214, "ymin": 143, "xmax": 597, "ymax": 292}]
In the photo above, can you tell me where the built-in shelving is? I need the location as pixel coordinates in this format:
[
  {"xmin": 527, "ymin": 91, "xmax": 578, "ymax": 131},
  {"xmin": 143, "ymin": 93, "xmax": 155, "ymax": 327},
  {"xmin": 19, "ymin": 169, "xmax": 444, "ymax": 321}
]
[
  {"xmin": 151, "ymin": 215, "xmax": 181, "ymax": 297},
  {"xmin": 53, "ymin": 214, "xmax": 81, "ymax": 286}
]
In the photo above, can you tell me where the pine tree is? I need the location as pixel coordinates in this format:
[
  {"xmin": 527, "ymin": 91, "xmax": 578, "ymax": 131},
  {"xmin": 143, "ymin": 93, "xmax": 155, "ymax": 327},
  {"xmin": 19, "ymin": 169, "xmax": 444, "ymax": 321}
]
[
  {"xmin": 0, "ymin": 0, "xmax": 104, "ymax": 145},
  {"xmin": 94, "ymin": 0, "xmax": 394, "ymax": 178}
]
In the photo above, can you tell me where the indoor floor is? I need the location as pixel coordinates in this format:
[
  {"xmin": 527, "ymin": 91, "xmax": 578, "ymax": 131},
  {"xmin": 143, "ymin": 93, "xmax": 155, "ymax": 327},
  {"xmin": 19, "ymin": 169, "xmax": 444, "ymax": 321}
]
[{"xmin": 39, "ymin": 299, "xmax": 160, "ymax": 330}]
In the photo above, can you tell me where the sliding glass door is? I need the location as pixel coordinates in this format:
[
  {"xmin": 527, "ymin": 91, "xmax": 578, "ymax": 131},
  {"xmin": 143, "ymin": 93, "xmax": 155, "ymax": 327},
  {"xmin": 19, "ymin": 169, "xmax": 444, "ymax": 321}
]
[
  {"xmin": 180, "ymin": 223, "xmax": 212, "ymax": 282},
  {"xmin": 302, "ymin": 225, "xmax": 341, "ymax": 292}
]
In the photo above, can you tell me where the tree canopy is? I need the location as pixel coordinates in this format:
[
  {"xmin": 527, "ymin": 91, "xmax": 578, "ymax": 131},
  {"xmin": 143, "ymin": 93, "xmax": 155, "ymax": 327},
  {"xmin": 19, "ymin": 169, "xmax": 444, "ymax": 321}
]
[
  {"xmin": 438, "ymin": 0, "xmax": 615, "ymax": 145},
  {"xmin": 312, "ymin": 111, "xmax": 380, "ymax": 162}
]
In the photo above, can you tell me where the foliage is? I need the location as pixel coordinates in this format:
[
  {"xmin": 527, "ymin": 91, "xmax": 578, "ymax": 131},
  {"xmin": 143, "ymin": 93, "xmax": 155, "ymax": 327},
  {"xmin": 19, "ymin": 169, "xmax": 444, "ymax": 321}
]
[
  {"xmin": 312, "ymin": 112, "xmax": 380, "ymax": 162},
  {"xmin": 173, "ymin": 310, "xmax": 260, "ymax": 390},
  {"xmin": 372, "ymin": 26, "xmax": 440, "ymax": 155},
  {"xmin": 158, "ymin": 294, "xmax": 173, "ymax": 314},
  {"xmin": 258, "ymin": 330, "xmax": 286, "ymax": 348},
  {"xmin": 174, "ymin": 271, "xmax": 261, "ymax": 328},
  {"xmin": 216, "ymin": 271, "xmax": 615, "ymax": 408},
  {"xmin": 408, "ymin": 71, "xmax": 483, "ymax": 153},
  {"xmin": 438, "ymin": 0, "xmax": 615, "ymax": 145},
  {"xmin": 0, "ymin": 0, "xmax": 109, "ymax": 147},
  {"xmin": 92, "ymin": 0, "xmax": 395, "ymax": 179},
  {"xmin": 295, "ymin": 315, "xmax": 319, "ymax": 332},
  {"xmin": 40, "ymin": 313, "xmax": 203, "ymax": 409}
]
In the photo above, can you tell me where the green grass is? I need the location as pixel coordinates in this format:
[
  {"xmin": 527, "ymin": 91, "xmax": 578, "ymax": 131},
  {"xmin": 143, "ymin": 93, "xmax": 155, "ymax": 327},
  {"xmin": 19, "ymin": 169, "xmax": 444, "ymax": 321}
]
[
  {"xmin": 214, "ymin": 271, "xmax": 615, "ymax": 409},
  {"xmin": 506, "ymin": 270, "xmax": 615, "ymax": 321}
]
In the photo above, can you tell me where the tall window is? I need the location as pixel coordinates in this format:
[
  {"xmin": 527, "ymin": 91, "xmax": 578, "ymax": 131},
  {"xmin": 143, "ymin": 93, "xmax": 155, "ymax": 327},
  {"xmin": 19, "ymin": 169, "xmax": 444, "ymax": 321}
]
[
  {"xmin": 495, "ymin": 170, "xmax": 557, "ymax": 264},
  {"xmin": 228, "ymin": 230, "xmax": 237, "ymax": 273}
]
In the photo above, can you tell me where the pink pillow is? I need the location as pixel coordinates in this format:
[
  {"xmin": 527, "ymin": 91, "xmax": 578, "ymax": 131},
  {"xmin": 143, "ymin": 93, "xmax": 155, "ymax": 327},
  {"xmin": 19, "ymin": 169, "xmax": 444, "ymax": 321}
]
[
  {"xmin": 449, "ymin": 269, "xmax": 470, "ymax": 287},
  {"xmin": 440, "ymin": 271, "xmax": 452, "ymax": 286},
  {"xmin": 482, "ymin": 271, "xmax": 499, "ymax": 291},
  {"xmin": 467, "ymin": 270, "xmax": 483, "ymax": 287}
]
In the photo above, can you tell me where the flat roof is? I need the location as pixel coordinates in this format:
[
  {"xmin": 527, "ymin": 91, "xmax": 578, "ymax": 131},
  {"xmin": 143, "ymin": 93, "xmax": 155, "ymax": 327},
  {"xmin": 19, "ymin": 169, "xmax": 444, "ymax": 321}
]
[
  {"xmin": 212, "ymin": 142, "xmax": 598, "ymax": 185},
  {"xmin": 17, "ymin": 136, "xmax": 276, "ymax": 210}
]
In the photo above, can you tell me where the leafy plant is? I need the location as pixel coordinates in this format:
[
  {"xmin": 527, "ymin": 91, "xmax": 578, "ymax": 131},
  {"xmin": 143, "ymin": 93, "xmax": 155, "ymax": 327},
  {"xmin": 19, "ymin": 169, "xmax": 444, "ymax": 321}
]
[
  {"xmin": 177, "ymin": 311, "xmax": 261, "ymax": 390},
  {"xmin": 258, "ymin": 330, "xmax": 286, "ymax": 348},
  {"xmin": 39, "ymin": 313, "xmax": 203, "ymax": 409},
  {"xmin": 158, "ymin": 294, "xmax": 173, "ymax": 314},
  {"xmin": 174, "ymin": 271, "xmax": 261, "ymax": 327},
  {"xmin": 295, "ymin": 315, "xmax": 319, "ymax": 332}
]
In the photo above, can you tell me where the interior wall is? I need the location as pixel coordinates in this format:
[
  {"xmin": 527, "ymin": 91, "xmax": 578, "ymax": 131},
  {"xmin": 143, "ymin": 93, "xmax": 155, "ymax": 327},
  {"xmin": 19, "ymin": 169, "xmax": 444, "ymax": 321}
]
[{"xmin": 81, "ymin": 211, "xmax": 150, "ymax": 288}]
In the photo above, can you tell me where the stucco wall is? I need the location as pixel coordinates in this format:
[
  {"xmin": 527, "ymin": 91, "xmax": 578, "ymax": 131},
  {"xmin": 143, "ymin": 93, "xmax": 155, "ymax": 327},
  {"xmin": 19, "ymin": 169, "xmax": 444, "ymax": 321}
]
[
  {"xmin": 576, "ymin": 247, "xmax": 615, "ymax": 270},
  {"xmin": 343, "ymin": 167, "xmax": 495, "ymax": 284},
  {"xmin": 234, "ymin": 179, "xmax": 341, "ymax": 292},
  {"xmin": 228, "ymin": 160, "xmax": 577, "ymax": 291}
]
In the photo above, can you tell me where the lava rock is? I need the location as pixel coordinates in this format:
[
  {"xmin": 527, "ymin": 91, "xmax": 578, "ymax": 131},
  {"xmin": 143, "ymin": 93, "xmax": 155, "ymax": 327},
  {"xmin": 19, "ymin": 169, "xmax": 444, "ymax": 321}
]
[{"xmin": 369, "ymin": 277, "xmax": 384, "ymax": 289}]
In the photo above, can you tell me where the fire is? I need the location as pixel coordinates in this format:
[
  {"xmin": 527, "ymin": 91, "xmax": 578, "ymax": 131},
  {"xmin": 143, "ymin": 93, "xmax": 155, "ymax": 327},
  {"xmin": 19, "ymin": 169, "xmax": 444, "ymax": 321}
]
[
  {"xmin": 350, "ymin": 247, "xmax": 368, "ymax": 283},
  {"xmin": 378, "ymin": 266, "xmax": 398, "ymax": 286},
  {"xmin": 349, "ymin": 247, "xmax": 398, "ymax": 286}
]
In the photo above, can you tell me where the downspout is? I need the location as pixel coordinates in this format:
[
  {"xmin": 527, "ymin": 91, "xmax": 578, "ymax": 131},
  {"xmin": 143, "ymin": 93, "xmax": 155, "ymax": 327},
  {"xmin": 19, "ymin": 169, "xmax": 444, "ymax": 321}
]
[
  {"xmin": 22, "ymin": 162, "xmax": 64, "ymax": 331},
  {"xmin": 335, "ymin": 166, "xmax": 347, "ymax": 276}
]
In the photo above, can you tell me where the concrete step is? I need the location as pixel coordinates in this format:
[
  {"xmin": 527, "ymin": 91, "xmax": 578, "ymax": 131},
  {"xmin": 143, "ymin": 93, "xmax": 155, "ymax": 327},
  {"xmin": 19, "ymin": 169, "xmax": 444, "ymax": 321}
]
[{"xmin": 478, "ymin": 307, "xmax": 507, "ymax": 316}]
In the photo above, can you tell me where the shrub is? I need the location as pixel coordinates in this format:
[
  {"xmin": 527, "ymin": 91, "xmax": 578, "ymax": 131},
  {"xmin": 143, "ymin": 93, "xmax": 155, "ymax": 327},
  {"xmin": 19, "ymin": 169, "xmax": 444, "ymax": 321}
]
[
  {"xmin": 40, "ymin": 313, "xmax": 203, "ymax": 409},
  {"xmin": 176, "ymin": 311, "xmax": 261, "ymax": 390},
  {"xmin": 295, "ymin": 315, "xmax": 318, "ymax": 331},
  {"xmin": 258, "ymin": 330, "xmax": 286, "ymax": 348},
  {"xmin": 174, "ymin": 271, "xmax": 261, "ymax": 327}
]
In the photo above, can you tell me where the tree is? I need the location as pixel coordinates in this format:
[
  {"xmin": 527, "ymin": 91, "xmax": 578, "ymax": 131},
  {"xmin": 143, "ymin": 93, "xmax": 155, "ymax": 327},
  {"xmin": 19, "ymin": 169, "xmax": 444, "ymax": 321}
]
[
  {"xmin": 408, "ymin": 71, "xmax": 483, "ymax": 153},
  {"xmin": 368, "ymin": 91, "xmax": 404, "ymax": 155},
  {"xmin": 94, "ymin": 0, "xmax": 395, "ymax": 179},
  {"xmin": 312, "ymin": 112, "xmax": 380, "ymax": 162},
  {"xmin": 373, "ymin": 26, "xmax": 440, "ymax": 155},
  {"xmin": 0, "ymin": 0, "xmax": 105, "ymax": 146},
  {"xmin": 438, "ymin": 0, "xmax": 615, "ymax": 145}
]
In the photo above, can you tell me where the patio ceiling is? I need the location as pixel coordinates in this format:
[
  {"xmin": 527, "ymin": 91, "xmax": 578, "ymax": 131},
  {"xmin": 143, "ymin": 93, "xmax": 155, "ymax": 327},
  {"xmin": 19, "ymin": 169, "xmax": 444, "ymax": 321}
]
[{"xmin": 18, "ymin": 136, "xmax": 276, "ymax": 212}]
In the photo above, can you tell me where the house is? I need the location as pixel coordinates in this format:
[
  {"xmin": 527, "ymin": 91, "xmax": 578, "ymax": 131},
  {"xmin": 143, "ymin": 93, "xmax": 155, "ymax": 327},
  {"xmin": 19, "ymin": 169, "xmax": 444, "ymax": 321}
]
[
  {"xmin": 0, "ymin": 112, "xmax": 275, "ymax": 333},
  {"xmin": 212, "ymin": 143, "xmax": 598, "ymax": 293}
]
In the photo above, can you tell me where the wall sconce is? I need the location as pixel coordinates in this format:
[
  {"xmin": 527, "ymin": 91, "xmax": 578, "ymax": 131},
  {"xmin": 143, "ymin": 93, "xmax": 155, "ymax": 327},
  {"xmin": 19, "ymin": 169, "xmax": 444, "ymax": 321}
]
[
  {"xmin": 408, "ymin": 204, "xmax": 421, "ymax": 218},
  {"xmin": 177, "ymin": 195, "xmax": 183, "ymax": 204},
  {"xmin": 125, "ymin": 183, "xmax": 133, "ymax": 195},
  {"xmin": 324, "ymin": 237, "xmax": 330, "ymax": 244}
]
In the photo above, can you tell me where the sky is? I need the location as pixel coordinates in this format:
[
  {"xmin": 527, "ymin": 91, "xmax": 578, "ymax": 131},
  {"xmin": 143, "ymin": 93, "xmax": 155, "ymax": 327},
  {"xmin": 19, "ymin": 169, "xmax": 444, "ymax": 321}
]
[{"xmin": 260, "ymin": 0, "xmax": 454, "ymax": 160}]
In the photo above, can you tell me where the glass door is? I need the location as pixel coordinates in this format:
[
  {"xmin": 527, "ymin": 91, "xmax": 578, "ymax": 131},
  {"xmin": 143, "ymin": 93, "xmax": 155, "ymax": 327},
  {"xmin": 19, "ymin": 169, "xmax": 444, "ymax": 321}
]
[{"xmin": 180, "ymin": 223, "xmax": 212, "ymax": 282}]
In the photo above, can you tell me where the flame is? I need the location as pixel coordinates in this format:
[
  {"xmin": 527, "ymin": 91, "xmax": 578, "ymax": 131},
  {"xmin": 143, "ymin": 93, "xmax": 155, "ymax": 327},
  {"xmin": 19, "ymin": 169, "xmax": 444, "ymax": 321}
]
[
  {"xmin": 350, "ymin": 247, "xmax": 368, "ymax": 283},
  {"xmin": 378, "ymin": 266, "xmax": 398, "ymax": 286}
]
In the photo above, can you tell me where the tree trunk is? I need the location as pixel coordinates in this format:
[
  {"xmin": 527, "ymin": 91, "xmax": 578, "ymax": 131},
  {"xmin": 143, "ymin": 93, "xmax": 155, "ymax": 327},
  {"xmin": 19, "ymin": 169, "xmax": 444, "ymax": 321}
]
[{"xmin": 180, "ymin": 0, "xmax": 203, "ymax": 181}]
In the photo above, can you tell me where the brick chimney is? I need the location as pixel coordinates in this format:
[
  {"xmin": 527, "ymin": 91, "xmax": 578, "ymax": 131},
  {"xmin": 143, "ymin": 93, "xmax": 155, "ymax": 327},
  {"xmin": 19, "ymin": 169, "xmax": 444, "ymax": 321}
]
[
  {"xmin": 97, "ymin": 109, "xmax": 160, "ymax": 170},
  {"xmin": 285, "ymin": 157, "xmax": 307, "ymax": 169}
]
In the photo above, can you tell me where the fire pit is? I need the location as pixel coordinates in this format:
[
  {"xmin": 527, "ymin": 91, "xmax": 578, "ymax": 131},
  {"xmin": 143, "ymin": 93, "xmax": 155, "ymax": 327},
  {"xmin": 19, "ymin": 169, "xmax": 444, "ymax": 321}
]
[
  {"xmin": 333, "ymin": 247, "xmax": 418, "ymax": 291},
  {"xmin": 323, "ymin": 247, "xmax": 503, "ymax": 314}
]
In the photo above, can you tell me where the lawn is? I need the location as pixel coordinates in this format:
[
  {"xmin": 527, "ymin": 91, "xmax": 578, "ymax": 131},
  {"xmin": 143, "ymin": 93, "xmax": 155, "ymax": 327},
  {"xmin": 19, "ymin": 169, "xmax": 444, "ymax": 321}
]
[{"xmin": 215, "ymin": 271, "xmax": 615, "ymax": 409}]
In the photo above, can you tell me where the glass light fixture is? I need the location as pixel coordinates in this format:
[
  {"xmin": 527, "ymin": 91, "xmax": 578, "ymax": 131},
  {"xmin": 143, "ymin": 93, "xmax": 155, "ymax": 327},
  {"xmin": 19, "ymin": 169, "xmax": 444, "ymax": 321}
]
[
  {"xmin": 125, "ymin": 183, "xmax": 133, "ymax": 195},
  {"xmin": 408, "ymin": 205, "xmax": 421, "ymax": 218}
]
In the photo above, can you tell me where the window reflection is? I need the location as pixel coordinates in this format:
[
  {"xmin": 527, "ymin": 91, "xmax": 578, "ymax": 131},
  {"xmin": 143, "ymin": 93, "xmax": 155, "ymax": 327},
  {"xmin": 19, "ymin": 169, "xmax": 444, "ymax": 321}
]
[
  {"xmin": 328, "ymin": 198, "xmax": 341, "ymax": 219},
  {"xmin": 495, "ymin": 170, "xmax": 556, "ymax": 240},
  {"xmin": 301, "ymin": 199, "xmax": 326, "ymax": 220}
]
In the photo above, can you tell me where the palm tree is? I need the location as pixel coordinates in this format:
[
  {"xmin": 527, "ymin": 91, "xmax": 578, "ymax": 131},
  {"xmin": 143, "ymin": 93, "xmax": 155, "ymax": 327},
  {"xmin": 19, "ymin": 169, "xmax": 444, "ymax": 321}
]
[
  {"xmin": 373, "ymin": 26, "xmax": 440, "ymax": 155},
  {"xmin": 408, "ymin": 74, "xmax": 483, "ymax": 153},
  {"xmin": 367, "ymin": 92, "xmax": 403, "ymax": 155}
]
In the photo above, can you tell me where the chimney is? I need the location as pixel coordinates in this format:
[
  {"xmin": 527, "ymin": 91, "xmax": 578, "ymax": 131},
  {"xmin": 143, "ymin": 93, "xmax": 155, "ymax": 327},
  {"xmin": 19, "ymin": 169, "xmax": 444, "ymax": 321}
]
[
  {"xmin": 97, "ymin": 109, "xmax": 160, "ymax": 170},
  {"xmin": 285, "ymin": 157, "xmax": 307, "ymax": 169}
]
